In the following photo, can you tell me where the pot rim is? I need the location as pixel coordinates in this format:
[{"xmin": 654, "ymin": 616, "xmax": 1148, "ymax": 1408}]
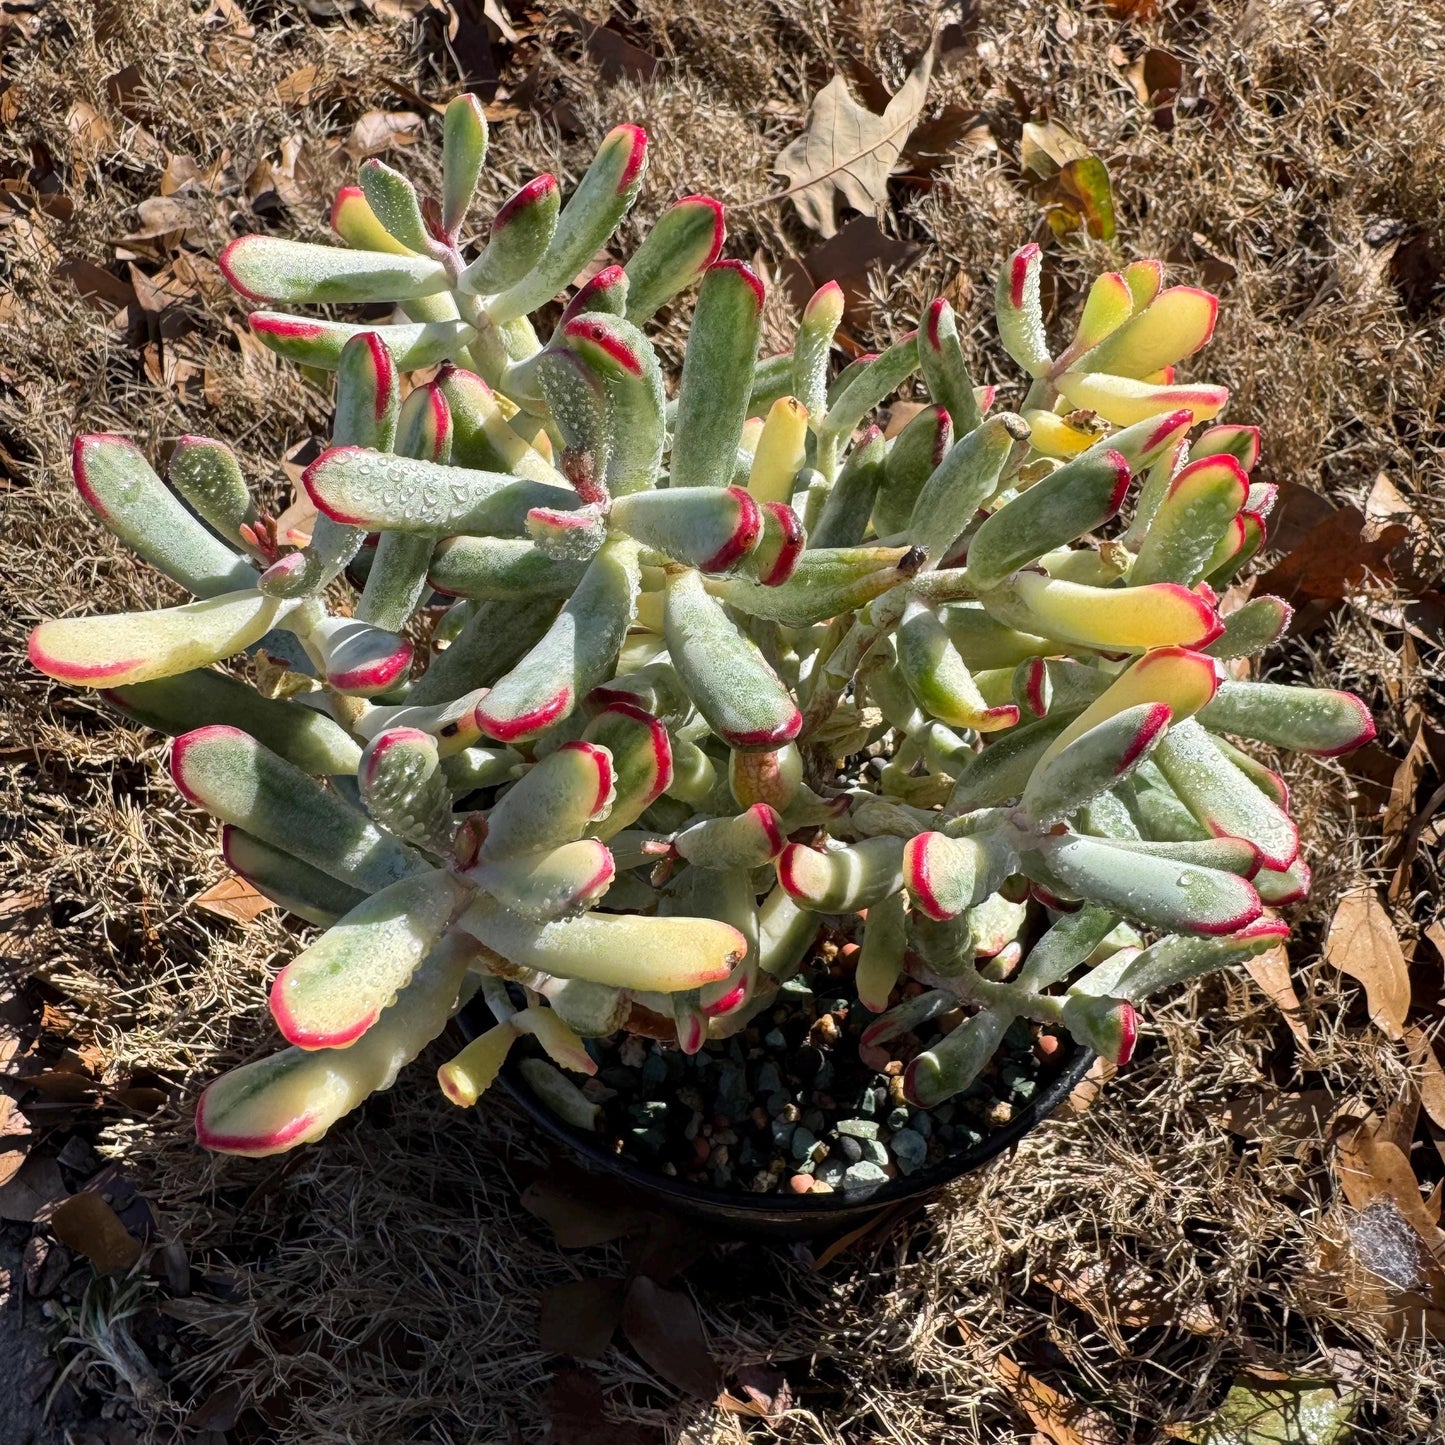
[{"xmin": 458, "ymin": 998, "xmax": 1096, "ymax": 1216}]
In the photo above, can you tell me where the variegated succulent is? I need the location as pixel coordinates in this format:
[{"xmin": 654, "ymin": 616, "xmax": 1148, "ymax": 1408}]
[{"xmin": 28, "ymin": 98, "xmax": 1374, "ymax": 1157}]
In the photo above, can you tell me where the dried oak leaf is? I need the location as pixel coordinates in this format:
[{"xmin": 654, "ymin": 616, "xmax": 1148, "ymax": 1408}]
[
  {"xmin": 773, "ymin": 46, "xmax": 934, "ymax": 237},
  {"xmin": 621, "ymin": 1277, "xmax": 718, "ymax": 1399},
  {"xmin": 1164, "ymin": 1374, "xmax": 1358, "ymax": 1444},
  {"xmin": 1325, "ymin": 890, "xmax": 1410, "ymax": 1039},
  {"xmin": 49, "ymin": 1191, "xmax": 142, "ymax": 1274},
  {"xmin": 194, "ymin": 874, "xmax": 275, "ymax": 926},
  {"xmin": 344, "ymin": 110, "xmax": 425, "ymax": 163},
  {"xmin": 538, "ymin": 1277, "xmax": 624, "ymax": 1359}
]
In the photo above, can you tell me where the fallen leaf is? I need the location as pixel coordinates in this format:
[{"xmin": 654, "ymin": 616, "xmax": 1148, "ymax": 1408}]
[
  {"xmin": 194, "ymin": 874, "xmax": 275, "ymax": 926},
  {"xmin": 1021, "ymin": 122, "xmax": 1115, "ymax": 241},
  {"xmin": 543, "ymin": 1368, "xmax": 662, "ymax": 1445},
  {"xmin": 1164, "ymin": 1374, "xmax": 1358, "ymax": 1444},
  {"xmin": 123, "ymin": 195, "xmax": 201, "ymax": 243},
  {"xmin": 1325, "ymin": 890, "xmax": 1410, "ymax": 1039},
  {"xmin": 1040, "ymin": 1251, "xmax": 1218, "ymax": 1336},
  {"xmin": 574, "ymin": 13, "xmax": 657, "ymax": 85},
  {"xmin": 344, "ymin": 110, "xmax": 425, "ymax": 163},
  {"xmin": 0, "ymin": 1147, "xmax": 26, "ymax": 1189},
  {"xmin": 780, "ymin": 215, "xmax": 922, "ymax": 325},
  {"xmin": 716, "ymin": 1363, "xmax": 794, "ymax": 1422},
  {"xmin": 276, "ymin": 65, "xmax": 322, "ymax": 104},
  {"xmin": 0, "ymin": 1154, "xmax": 65, "ymax": 1222},
  {"xmin": 1056, "ymin": 1056, "xmax": 1115, "ymax": 1116},
  {"xmin": 773, "ymin": 45, "xmax": 935, "ymax": 236},
  {"xmin": 538, "ymin": 1277, "xmax": 625, "ymax": 1359},
  {"xmin": 49, "ymin": 1191, "xmax": 143, "ymax": 1273},
  {"xmin": 0, "ymin": 1096, "xmax": 30, "ymax": 1138},
  {"xmin": 1245, "ymin": 942, "xmax": 1310, "ymax": 1047},
  {"xmin": 1256, "ymin": 504, "xmax": 1407, "ymax": 605},
  {"xmin": 56, "ymin": 258, "xmax": 135, "ymax": 311},
  {"xmin": 954, "ymin": 1316, "xmax": 1119, "ymax": 1445},
  {"xmin": 519, "ymin": 1172, "xmax": 652, "ymax": 1248},
  {"xmin": 621, "ymin": 1277, "xmax": 718, "ymax": 1399}
]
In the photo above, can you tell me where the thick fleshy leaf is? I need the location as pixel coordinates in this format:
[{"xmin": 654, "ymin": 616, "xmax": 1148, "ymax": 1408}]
[
  {"xmin": 855, "ymin": 888, "xmax": 906, "ymax": 1012},
  {"xmin": 965, "ymin": 447, "xmax": 1132, "ymax": 589},
  {"xmin": 903, "ymin": 829, "xmax": 1013, "ymax": 922},
  {"xmin": 873, "ymin": 405, "xmax": 953, "ymax": 538},
  {"xmin": 1024, "ymin": 409, "xmax": 1102, "ymax": 459},
  {"xmin": 663, "ymin": 567, "xmax": 800, "ymax": 749},
  {"xmin": 1113, "ymin": 922, "xmax": 1291, "ymax": 1000},
  {"xmin": 359, "ymin": 158, "xmax": 431, "ymax": 252},
  {"xmin": 459, "ymin": 174, "xmax": 560, "ymax": 293},
  {"xmin": 249, "ymin": 312, "xmax": 473, "ymax": 371},
  {"xmin": 524, "ymin": 502, "xmax": 605, "ymax": 560},
  {"xmin": 490, "ymin": 123, "xmax": 648, "ymax": 322},
  {"xmin": 1153, "ymin": 719, "xmax": 1299, "ymax": 869},
  {"xmin": 582, "ymin": 702, "xmax": 672, "ymax": 838},
  {"xmin": 331, "ymin": 184, "xmax": 414, "ymax": 255},
  {"xmin": 665, "ymin": 734, "xmax": 719, "ymax": 806},
  {"xmin": 307, "ymin": 615, "xmax": 414, "ymax": 696},
  {"xmin": 907, "ymin": 413, "xmax": 1028, "ymax": 561},
  {"xmin": 1097, "ymin": 836, "xmax": 1261, "ymax": 877},
  {"xmin": 669, "ymin": 260, "xmax": 765, "ymax": 490},
  {"xmin": 939, "ymin": 604, "xmax": 1056, "ymax": 670},
  {"xmin": 610, "ymin": 485, "xmax": 762, "ymax": 573},
  {"xmin": 304, "ymin": 446, "xmax": 573, "ymax": 535},
  {"xmin": 358, "ymin": 727, "xmax": 454, "ymax": 851},
  {"xmin": 1074, "ymin": 270, "xmax": 1134, "ymax": 351},
  {"xmin": 219, "ymin": 236, "xmax": 446, "ymax": 304},
  {"xmin": 533, "ymin": 346, "xmax": 610, "ymax": 501},
  {"xmin": 730, "ymin": 501, "xmax": 805, "ymax": 586},
  {"xmin": 437, "ymin": 365, "xmax": 565, "ymax": 483},
  {"xmin": 271, "ymin": 869, "xmax": 467, "ymax": 1048},
  {"xmin": 995, "ymin": 243, "xmax": 1050, "ymax": 377},
  {"xmin": 437, "ymin": 1021, "xmax": 518, "ymax": 1107},
  {"xmin": 710, "ymin": 544, "xmax": 909, "ymax": 626},
  {"xmin": 1122, "ymin": 258, "xmax": 1163, "ymax": 308},
  {"xmin": 1072, "ymin": 286, "xmax": 1218, "ymax": 378},
  {"xmin": 1202, "ymin": 595, "xmax": 1293, "ymax": 660},
  {"xmin": 1130, "ymin": 454, "xmax": 1249, "ymax": 586},
  {"xmin": 441, "ymin": 744, "xmax": 524, "ymax": 792},
  {"xmin": 103, "ymin": 670, "xmax": 362, "ymax": 774},
  {"xmin": 167, "ymin": 436, "xmax": 259, "ymax": 551},
  {"xmin": 920, "ymin": 297, "xmax": 983, "ymax": 434},
  {"xmin": 1253, "ymin": 858, "xmax": 1311, "ymax": 904},
  {"xmin": 812, "ymin": 425, "xmax": 887, "ymax": 548},
  {"xmin": 1059, "ymin": 993, "xmax": 1137, "ymax": 1064},
  {"xmin": 1040, "ymin": 646, "xmax": 1219, "ymax": 766},
  {"xmin": 69, "ymin": 435, "xmax": 257, "ymax": 597},
  {"xmin": 1029, "ymin": 830, "xmax": 1262, "ymax": 935},
  {"xmin": 1055, "ymin": 371, "xmax": 1228, "ymax": 427},
  {"xmin": 561, "ymin": 315, "xmax": 666, "ymax": 496},
  {"xmin": 904, "ymin": 1006, "xmax": 1012, "ymax": 1107},
  {"xmin": 816, "ymin": 333, "xmax": 921, "ymax": 464},
  {"xmin": 1022, "ymin": 703, "xmax": 1173, "ymax": 823},
  {"xmin": 674, "ymin": 803, "xmax": 785, "ymax": 869},
  {"xmin": 1013, "ymin": 905, "xmax": 1121, "ymax": 990},
  {"xmin": 461, "ymin": 901, "xmax": 743, "ymax": 992},
  {"xmin": 746, "ymin": 397, "xmax": 809, "ymax": 506},
  {"xmin": 172, "ymin": 725, "xmax": 426, "ymax": 891},
  {"xmin": 791, "ymin": 281, "xmax": 844, "ymax": 424},
  {"xmin": 1197, "ymin": 680, "xmax": 1375, "ymax": 757},
  {"xmin": 441, "ymin": 93, "xmax": 487, "ymax": 237},
  {"xmin": 31, "ymin": 589, "xmax": 285, "ymax": 688},
  {"xmin": 198, "ymin": 933, "xmax": 473, "ymax": 1155},
  {"xmin": 483, "ymin": 740, "xmax": 616, "ymax": 859},
  {"xmin": 623, "ymin": 193, "xmax": 725, "ymax": 323},
  {"xmin": 221, "ymin": 827, "xmax": 369, "ymax": 926},
  {"xmin": 1083, "ymin": 408, "xmax": 1194, "ymax": 473},
  {"xmin": 1119, "ymin": 763, "xmax": 1209, "ymax": 842},
  {"xmin": 981, "ymin": 571, "xmax": 1222, "ymax": 651},
  {"xmin": 776, "ymin": 835, "xmax": 905, "ymax": 913},
  {"xmin": 427, "ymin": 536, "xmax": 587, "ymax": 600},
  {"xmin": 1192, "ymin": 423, "xmax": 1261, "ymax": 471},
  {"xmin": 896, "ymin": 597, "xmax": 1019, "ymax": 732},
  {"xmin": 467, "ymin": 838, "xmax": 615, "ymax": 920},
  {"xmin": 406, "ymin": 595, "xmax": 561, "ymax": 707},
  {"xmin": 475, "ymin": 539, "xmax": 639, "ymax": 742}
]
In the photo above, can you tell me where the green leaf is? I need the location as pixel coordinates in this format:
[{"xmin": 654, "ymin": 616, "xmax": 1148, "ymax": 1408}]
[
  {"xmin": 459, "ymin": 175, "xmax": 560, "ymax": 294},
  {"xmin": 219, "ymin": 236, "xmax": 446, "ymax": 304},
  {"xmin": 441, "ymin": 93, "xmax": 487, "ymax": 238},
  {"xmin": 221, "ymin": 826, "xmax": 370, "ymax": 925},
  {"xmin": 623, "ymin": 193, "xmax": 725, "ymax": 324}
]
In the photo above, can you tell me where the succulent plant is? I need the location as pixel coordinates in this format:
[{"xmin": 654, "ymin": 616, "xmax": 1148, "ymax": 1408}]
[{"xmin": 28, "ymin": 98, "xmax": 1374, "ymax": 1158}]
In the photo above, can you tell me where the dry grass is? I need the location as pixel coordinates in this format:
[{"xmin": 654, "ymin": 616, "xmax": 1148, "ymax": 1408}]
[{"xmin": 3, "ymin": 0, "xmax": 1444, "ymax": 1441}]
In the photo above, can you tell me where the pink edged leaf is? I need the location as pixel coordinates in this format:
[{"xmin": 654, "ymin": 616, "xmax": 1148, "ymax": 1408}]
[
  {"xmin": 1073, "ymin": 270, "xmax": 1134, "ymax": 352},
  {"xmin": 817, "ymin": 332, "xmax": 921, "ymax": 463},
  {"xmin": 1254, "ymin": 858, "xmax": 1311, "ymax": 904},
  {"xmin": 896, "ymin": 596, "xmax": 1020, "ymax": 733},
  {"xmin": 437, "ymin": 1021, "xmax": 518, "ymax": 1107},
  {"xmin": 921, "ymin": 296, "xmax": 985, "ymax": 434},
  {"xmin": 1072, "ymin": 286, "xmax": 1219, "ymax": 378},
  {"xmin": 271, "ymin": 868, "xmax": 468, "ymax": 1049},
  {"xmin": 70, "ymin": 434, "xmax": 257, "ymax": 597},
  {"xmin": 790, "ymin": 279, "xmax": 845, "ymax": 422},
  {"xmin": 1059, "ymin": 994, "xmax": 1137, "ymax": 1065},
  {"xmin": 511, "ymin": 1006, "xmax": 597, "ymax": 1076},
  {"xmin": 1056, "ymin": 370, "xmax": 1228, "ymax": 427},
  {"xmin": 609, "ymin": 485, "xmax": 762, "ymax": 572},
  {"xmin": 219, "ymin": 236, "xmax": 447, "ymax": 305},
  {"xmin": 459, "ymin": 174, "xmax": 560, "ymax": 294},
  {"xmin": 171, "ymin": 724, "xmax": 427, "ymax": 893},
  {"xmin": 730, "ymin": 501, "xmax": 805, "ymax": 587},
  {"xmin": 706, "ymin": 542, "xmax": 909, "ymax": 627},
  {"xmin": 482, "ymin": 739, "xmax": 617, "ymax": 860},
  {"xmin": 624, "ymin": 193, "xmax": 726, "ymax": 324},
  {"xmin": 490, "ymin": 122, "xmax": 648, "ymax": 322},
  {"xmin": 995, "ymin": 242, "xmax": 1051, "ymax": 377},
  {"xmin": 1152, "ymin": 718, "xmax": 1300, "ymax": 870},
  {"xmin": 249, "ymin": 312, "xmax": 474, "ymax": 371},
  {"xmin": 308, "ymin": 615, "xmax": 414, "ymax": 696},
  {"xmin": 222, "ymin": 826, "xmax": 369, "ymax": 928},
  {"xmin": 461, "ymin": 902, "xmax": 744, "ymax": 993},
  {"xmin": 526, "ymin": 502, "xmax": 607, "ymax": 561},
  {"xmin": 1123, "ymin": 258, "xmax": 1163, "ymax": 309},
  {"xmin": 1197, "ymin": 680, "xmax": 1375, "ymax": 757},
  {"xmin": 776, "ymin": 835, "xmax": 905, "ymax": 913},
  {"xmin": 441, "ymin": 92, "xmax": 488, "ymax": 239},
  {"xmin": 357, "ymin": 727, "xmax": 455, "ymax": 852},
  {"xmin": 981, "ymin": 571, "xmax": 1223, "ymax": 652},
  {"xmin": 1192, "ymin": 423, "xmax": 1261, "ymax": 472},
  {"xmin": 331, "ymin": 185, "xmax": 415, "ymax": 255},
  {"xmin": 673, "ymin": 803, "xmax": 786, "ymax": 870},
  {"xmin": 466, "ymin": 838, "xmax": 615, "ymax": 920},
  {"xmin": 1029, "ymin": 829, "xmax": 1263, "ymax": 935},
  {"xmin": 1131, "ymin": 454, "xmax": 1250, "ymax": 586},
  {"xmin": 1112, "ymin": 922, "xmax": 1291, "ymax": 1001},
  {"xmin": 475, "ymin": 537, "xmax": 640, "ymax": 744},
  {"xmin": 167, "ymin": 435, "xmax": 260, "ymax": 553},
  {"xmin": 1021, "ymin": 702, "xmax": 1174, "ymax": 824},
  {"xmin": 582, "ymin": 702, "xmax": 673, "ymax": 839},
  {"xmin": 1082, "ymin": 407, "xmax": 1193, "ymax": 472},
  {"xmin": 904, "ymin": 1007, "xmax": 1012, "ymax": 1107},
  {"xmin": 663, "ymin": 567, "xmax": 801, "ymax": 750},
  {"xmin": 198, "ymin": 934, "xmax": 474, "ymax": 1155},
  {"xmin": 873, "ymin": 408, "xmax": 951, "ymax": 537},
  {"xmin": 903, "ymin": 829, "xmax": 1013, "ymax": 921},
  {"xmin": 855, "ymin": 888, "xmax": 907, "ymax": 1013},
  {"xmin": 31, "ymin": 588, "xmax": 285, "ymax": 689}
]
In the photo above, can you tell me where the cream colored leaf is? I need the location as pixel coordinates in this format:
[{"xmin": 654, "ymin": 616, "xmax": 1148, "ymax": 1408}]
[
  {"xmin": 1325, "ymin": 889, "xmax": 1409, "ymax": 1039},
  {"xmin": 773, "ymin": 48, "xmax": 934, "ymax": 236},
  {"xmin": 195, "ymin": 874, "xmax": 276, "ymax": 926}
]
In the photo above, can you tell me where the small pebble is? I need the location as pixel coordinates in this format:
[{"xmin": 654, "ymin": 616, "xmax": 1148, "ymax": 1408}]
[
  {"xmin": 780, "ymin": 1102, "xmax": 801, "ymax": 1124},
  {"xmin": 859, "ymin": 1139, "xmax": 889, "ymax": 1167},
  {"xmin": 641, "ymin": 1054, "xmax": 668, "ymax": 1084},
  {"xmin": 763, "ymin": 1028, "xmax": 787, "ymax": 1049},
  {"xmin": 692, "ymin": 1137, "xmax": 710, "ymax": 1163},
  {"xmin": 803, "ymin": 1107, "xmax": 826, "ymax": 1134},
  {"xmin": 1034, "ymin": 1032, "xmax": 1062, "ymax": 1062},
  {"xmin": 891, "ymin": 1128, "xmax": 928, "ymax": 1175},
  {"xmin": 910, "ymin": 1110, "xmax": 933, "ymax": 1139},
  {"xmin": 770, "ymin": 1119, "xmax": 796, "ymax": 1149},
  {"xmin": 789, "ymin": 1174, "xmax": 813, "ymax": 1195},
  {"xmin": 789, "ymin": 1127, "xmax": 817, "ymax": 1161},
  {"xmin": 756, "ymin": 1062, "xmax": 782, "ymax": 1095},
  {"xmin": 886, "ymin": 1075, "xmax": 908, "ymax": 1108},
  {"xmin": 842, "ymin": 1161, "xmax": 889, "ymax": 1190},
  {"xmin": 837, "ymin": 1118, "xmax": 881, "ymax": 1140},
  {"xmin": 885, "ymin": 1106, "xmax": 910, "ymax": 1132},
  {"xmin": 837, "ymin": 1135, "xmax": 862, "ymax": 1164},
  {"xmin": 816, "ymin": 1158, "xmax": 848, "ymax": 1187},
  {"xmin": 984, "ymin": 1099, "xmax": 1014, "ymax": 1128},
  {"xmin": 810, "ymin": 1180, "xmax": 834, "ymax": 1195}
]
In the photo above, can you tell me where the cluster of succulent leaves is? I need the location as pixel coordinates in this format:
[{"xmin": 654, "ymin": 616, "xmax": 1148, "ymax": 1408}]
[{"xmin": 28, "ymin": 96, "xmax": 1375, "ymax": 1158}]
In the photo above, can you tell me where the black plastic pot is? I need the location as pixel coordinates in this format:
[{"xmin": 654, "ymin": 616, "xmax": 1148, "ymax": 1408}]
[{"xmin": 459, "ymin": 999, "xmax": 1095, "ymax": 1238}]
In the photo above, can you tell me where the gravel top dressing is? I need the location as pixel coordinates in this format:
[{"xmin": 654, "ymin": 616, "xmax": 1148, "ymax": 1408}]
[{"xmin": 548, "ymin": 947, "xmax": 1061, "ymax": 1199}]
